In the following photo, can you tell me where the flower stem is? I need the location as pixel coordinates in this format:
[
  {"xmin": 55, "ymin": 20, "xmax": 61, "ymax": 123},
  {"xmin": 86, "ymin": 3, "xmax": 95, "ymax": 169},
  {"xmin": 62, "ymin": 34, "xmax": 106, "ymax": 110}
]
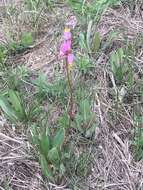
[{"xmin": 65, "ymin": 59, "xmax": 74, "ymax": 121}]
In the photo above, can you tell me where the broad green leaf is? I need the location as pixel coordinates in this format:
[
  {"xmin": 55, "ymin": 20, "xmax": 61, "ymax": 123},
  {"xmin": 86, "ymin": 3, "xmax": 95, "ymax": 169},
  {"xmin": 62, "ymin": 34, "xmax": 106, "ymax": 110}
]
[
  {"xmin": 117, "ymin": 48, "xmax": 124, "ymax": 63},
  {"xmin": 79, "ymin": 33, "xmax": 87, "ymax": 50},
  {"xmin": 86, "ymin": 20, "xmax": 93, "ymax": 51},
  {"xmin": 80, "ymin": 99, "xmax": 91, "ymax": 122},
  {"xmin": 116, "ymin": 67, "xmax": 123, "ymax": 81},
  {"xmin": 59, "ymin": 113, "xmax": 69, "ymax": 128},
  {"xmin": 75, "ymin": 114, "xmax": 83, "ymax": 132},
  {"xmin": 21, "ymin": 32, "xmax": 33, "ymax": 47},
  {"xmin": 0, "ymin": 96, "xmax": 18, "ymax": 122},
  {"xmin": 8, "ymin": 90, "xmax": 26, "ymax": 119},
  {"xmin": 52, "ymin": 128, "xmax": 65, "ymax": 148},
  {"xmin": 109, "ymin": 48, "xmax": 125, "ymax": 81},
  {"xmin": 31, "ymin": 124, "xmax": 39, "ymax": 145},
  {"xmin": 39, "ymin": 134, "xmax": 50, "ymax": 156},
  {"xmin": 78, "ymin": 56, "xmax": 92, "ymax": 74},
  {"xmin": 48, "ymin": 147, "xmax": 60, "ymax": 164},
  {"xmin": 40, "ymin": 155, "xmax": 53, "ymax": 179},
  {"xmin": 92, "ymin": 32, "xmax": 101, "ymax": 52}
]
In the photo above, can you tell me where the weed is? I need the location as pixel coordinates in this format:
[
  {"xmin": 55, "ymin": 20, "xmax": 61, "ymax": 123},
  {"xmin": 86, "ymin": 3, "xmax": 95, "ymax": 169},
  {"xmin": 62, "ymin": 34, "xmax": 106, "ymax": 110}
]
[
  {"xmin": 133, "ymin": 114, "xmax": 143, "ymax": 161},
  {"xmin": 109, "ymin": 48, "xmax": 128, "ymax": 82},
  {"xmin": 0, "ymin": 90, "xmax": 27, "ymax": 123},
  {"xmin": 33, "ymin": 73, "xmax": 68, "ymax": 103},
  {"xmin": 0, "ymin": 45, "xmax": 8, "ymax": 68},
  {"xmin": 0, "ymin": 0, "xmax": 143, "ymax": 188},
  {"xmin": 24, "ymin": 0, "xmax": 54, "ymax": 27},
  {"xmin": 0, "ymin": 86, "xmax": 42, "ymax": 124},
  {"xmin": 77, "ymin": 56, "xmax": 93, "ymax": 74},
  {"xmin": 1, "ymin": 66, "xmax": 29, "ymax": 90},
  {"xmin": 59, "ymin": 22, "xmax": 76, "ymax": 121},
  {"xmin": 75, "ymin": 98, "xmax": 96, "ymax": 136},
  {"xmin": 31, "ymin": 122, "xmax": 69, "ymax": 181},
  {"xmin": 67, "ymin": 0, "xmax": 121, "ymax": 25},
  {"xmin": 8, "ymin": 32, "xmax": 34, "ymax": 54},
  {"xmin": 58, "ymin": 111, "xmax": 70, "ymax": 129}
]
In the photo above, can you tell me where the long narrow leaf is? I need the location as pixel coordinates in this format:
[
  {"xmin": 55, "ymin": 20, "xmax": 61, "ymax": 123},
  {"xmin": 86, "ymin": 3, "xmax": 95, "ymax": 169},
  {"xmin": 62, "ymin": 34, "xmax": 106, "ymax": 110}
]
[
  {"xmin": 9, "ymin": 90, "xmax": 26, "ymax": 120},
  {"xmin": 0, "ymin": 96, "xmax": 18, "ymax": 122},
  {"xmin": 52, "ymin": 128, "xmax": 65, "ymax": 148}
]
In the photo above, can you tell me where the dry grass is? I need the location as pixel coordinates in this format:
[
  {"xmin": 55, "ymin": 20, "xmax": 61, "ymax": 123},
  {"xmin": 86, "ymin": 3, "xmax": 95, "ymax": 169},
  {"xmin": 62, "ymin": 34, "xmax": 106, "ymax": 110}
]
[{"xmin": 0, "ymin": 1, "xmax": 143, "ymax": 190}]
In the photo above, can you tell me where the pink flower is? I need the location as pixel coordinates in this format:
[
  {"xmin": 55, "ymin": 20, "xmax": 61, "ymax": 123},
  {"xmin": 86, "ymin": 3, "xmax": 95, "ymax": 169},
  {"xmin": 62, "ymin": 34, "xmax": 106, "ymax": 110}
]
[
  {"xmin": 67, "ymin": 53, "xmax": 74, "ymax": 65},
  {"xmin": 59, "ymin": 40, "xmax": 72, "ymax": 57},
  {"xmin": 66, "ymin": 16, "xmax": 77, "ymax": 29},
  {"xmin": 59, "ymin": 26, "xmax": 75, "ymax": 71},
  {"xmin": 64, "ymin": 28, "xmax": 72, "ymax": 40}
]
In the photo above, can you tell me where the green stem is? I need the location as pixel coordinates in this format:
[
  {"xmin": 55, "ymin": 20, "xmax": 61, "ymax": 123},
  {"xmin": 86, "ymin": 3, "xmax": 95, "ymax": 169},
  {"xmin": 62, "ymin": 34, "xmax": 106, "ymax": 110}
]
[{"xmin": 65, "ymin": 59, "xmax": 74, "ymax": 121}]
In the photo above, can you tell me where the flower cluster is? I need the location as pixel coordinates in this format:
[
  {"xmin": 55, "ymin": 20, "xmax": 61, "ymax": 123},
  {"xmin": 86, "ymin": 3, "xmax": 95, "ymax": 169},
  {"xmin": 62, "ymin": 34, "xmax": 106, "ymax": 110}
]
[{"xmin": 59, "ymin": 27, "xmax": 74, "ymax": 70}]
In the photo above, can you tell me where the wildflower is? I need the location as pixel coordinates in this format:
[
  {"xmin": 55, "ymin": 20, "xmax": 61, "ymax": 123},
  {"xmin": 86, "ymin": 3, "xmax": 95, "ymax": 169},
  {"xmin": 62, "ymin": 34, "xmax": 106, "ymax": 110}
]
[
  {"xmin": 67, "ymin": 53, "xmax": 74, "ymax": 64},
  {"xmin": 64, "ymin": 27, "xmax": 72, "ymax": 40},
  {"xmin": 59, "ymin": 40, "xmax": 72, "ymax": 57},
  {"xmin": 67, "ymin": 53, "xmax": 74, "ymax": 70},
  {"xmin": 66, "ymin": 16, "xmax": 77, "ymax": 29},
  {"xmin": 59, "ymin": 28, "xmax": 74, "ymax": 69},
  {"xmin": 58, "ymin": 16, "xmax": 77, "ymax": 121}
]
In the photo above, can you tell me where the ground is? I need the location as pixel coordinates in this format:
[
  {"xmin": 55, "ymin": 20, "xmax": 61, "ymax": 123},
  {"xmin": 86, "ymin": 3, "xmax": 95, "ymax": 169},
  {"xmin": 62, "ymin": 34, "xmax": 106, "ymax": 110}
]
[{"xmin": 0, "ymin": 1, "xmax": 143, "ymax": 190}]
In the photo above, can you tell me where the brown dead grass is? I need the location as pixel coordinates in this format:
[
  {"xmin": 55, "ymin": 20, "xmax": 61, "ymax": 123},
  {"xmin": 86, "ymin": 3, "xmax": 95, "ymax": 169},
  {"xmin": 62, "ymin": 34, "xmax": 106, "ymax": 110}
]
[{"xmin": 0, "ymin": 1, "xmax": 143, "ymax": 190}]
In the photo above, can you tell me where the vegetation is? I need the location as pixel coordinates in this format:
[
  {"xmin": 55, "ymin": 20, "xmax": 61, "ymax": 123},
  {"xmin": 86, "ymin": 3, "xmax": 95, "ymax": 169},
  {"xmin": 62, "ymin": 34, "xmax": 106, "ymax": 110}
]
[{"xmin": 0, "ymin": 0, "xmax": 143, "ymax": 189}]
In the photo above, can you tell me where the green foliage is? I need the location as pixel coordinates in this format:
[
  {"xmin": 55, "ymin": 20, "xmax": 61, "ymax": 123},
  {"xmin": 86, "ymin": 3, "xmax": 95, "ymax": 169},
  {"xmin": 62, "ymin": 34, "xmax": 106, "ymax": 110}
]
[
  {"xmin": 79, "ymin": 30, "xmax": 101, "ymax": 53},
  {"xmin": 133, "ymin": 113, "xmax": 143, "ymax": 161},
  {"xmin": 25, "ymin": 0, "xmax": 53, "ymax": 9},
  {"xmin": 31, "ymin": 126, "xmax": 67, "ymax": 180},
  {"xmin": 48, "ymin": 147, "xmax": 60, "ymax": 164},
  {"xmin": 58, "ymin": 112, "xmax": 70, "ymax": 129},
  {"xmin": 0, "ymin": 45, "xmax": 7, "ymax": 67},
  {"xmin": 109, "ymin": 44, "xmax": 136, "ymax": 89},
  {"xmin": 79, "ymin": 33, "xmax": 88, "ymax": 51},
  {"xmin": 77, "ymin": 56, "xmax": 93, "ymax": 74},
  {"xmin": 74, "ymin": 152, "xmax": 91, "ymax": 176},
  {"xmin": 21, "ymin": 32, "xmax": 34, "ymax": 47},
  {"xmin": 92, "ymin": 32, "xmax": 101, "ymax": 53},
  {"xmin": 0, "ymin": 88, "xmax": 41, "ymax": 124},
  {"xmin": 1, "ymin": 66, "xmax": 29, "ymax": 90},
  {"xmin": 0, "ymin": 33, "xmax": 33, "ymax": 60},
  {"xmin": 78, "ymin": 31, "xmax": 98, "ymax": 74},
  {"xmin": 39, "ymin": 134, "xmax": 50, "ymax": 156},
  {"xmin": 80, "ymin": 99, "xmax": 91, "ymax": 122},
  {"xmin": 40, "ymin": 154, "xmax": 53, "ymax": 179},
  {"xmin": 25, "ymin": 0, "xmax": 41, "ymax": 10},
  {"xmin": 109, "ymin": 48, "xmax": 128, "ymax": 81},
  {"xmin": 52, "ymin": 128, "xmax": 65, "ymax": 148},
  {"xmin": 1, "ymin": 0, "xmax": 141, "ymax": 185},
  {"xmin": 0, "ymin": 95, "xmax": 19, "ymax": 123},
  {"xmin": 33, "ymin": 73, "xmax": 67, "ymax": 103},
  {"xmin": 0, "ymin": 90, "xmax": 27, "ymax": 123},
  {"xmin": 66, "ymin": 151, "xmax": 91, "ymax": 181},
  {"xmin": 75, "ymin": 98, "xmax": 96, "ymax": 137},
  {"xmin": 124, "ymin": 43, "xmax": 135, "ymax": 88},
  {"xmin": 67, "ymin": 0, "xmax": 121, "ymax": 24},
  {"xmin": 8, "ymin": 32, "xmax": 34, "ymax": 54}
]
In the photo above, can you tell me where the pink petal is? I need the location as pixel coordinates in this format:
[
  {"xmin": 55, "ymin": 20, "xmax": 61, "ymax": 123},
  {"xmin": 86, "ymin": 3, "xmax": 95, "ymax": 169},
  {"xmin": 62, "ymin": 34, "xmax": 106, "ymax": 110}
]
[
  {"xmin": 67, "ymin": 53, "xmax": 74, "ymax": 64},
  {"xmin": 66, "ymin": 16, "xmax": 77, "ymax": 29},
  {"xmin": 64, "ymin": 30, "xmax": 72, "ymax": 40},
  {"xmin": 59, "ymin": 40, "xmax": 71, "ymax": 57},
  {"xmin": 59, "ymin": 49, "xmax": 65, "ymax": 57}
]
